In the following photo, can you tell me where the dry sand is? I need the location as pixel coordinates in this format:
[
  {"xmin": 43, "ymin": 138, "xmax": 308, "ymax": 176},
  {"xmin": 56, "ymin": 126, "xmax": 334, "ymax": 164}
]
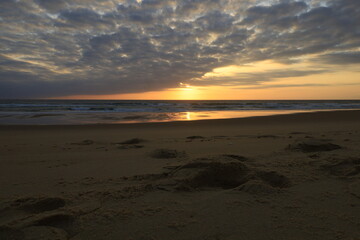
[{"xmin": 0, "ymin": 110, "xmax": 359, "ymax": 240}]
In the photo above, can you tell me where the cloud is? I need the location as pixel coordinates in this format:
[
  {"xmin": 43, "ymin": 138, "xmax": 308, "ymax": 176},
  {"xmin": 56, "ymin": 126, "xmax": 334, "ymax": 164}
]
[
  {"xmin": 190, "ymin": 66, "xmax": 328, "ymax": 87},
  {"xmin": 0, "ymin": 0, "xmax": 359, "ymax": 98},
  {"xmin": 314, "ymin": 52, "xmax": 360, "ymax": 65}
]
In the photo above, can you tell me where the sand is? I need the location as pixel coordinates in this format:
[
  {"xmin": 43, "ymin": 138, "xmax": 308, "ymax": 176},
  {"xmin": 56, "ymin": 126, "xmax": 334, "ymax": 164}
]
[{"xmin": 0, "ymin": 110, "xmax": 359, "ymax": 240}]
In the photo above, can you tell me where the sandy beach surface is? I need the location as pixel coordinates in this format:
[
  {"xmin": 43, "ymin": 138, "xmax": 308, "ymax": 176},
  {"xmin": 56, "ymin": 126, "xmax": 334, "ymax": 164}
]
[{"xmin": 0, "ymin": 110, "xmax": 359, "ymax": 240}]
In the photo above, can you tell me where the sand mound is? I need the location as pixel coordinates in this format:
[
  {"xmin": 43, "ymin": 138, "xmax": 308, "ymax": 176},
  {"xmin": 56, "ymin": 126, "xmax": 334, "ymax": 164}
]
[
  {"xmin": 169, "ymin": 154, "xmax": 291, "ymax": 191},
  {"xmin": 175, "ymin": 161, "xmax": 251, "ymax": 189},
  {"xmin": 15, "ymin": 197, "xmax": 66, "ymax": 214},
  {"xmin": 287, "ymin": 140, "xmax": 342, "ymax": 152},
  {"xmin": 150, "ymin": 149, "xmax": 186, "ymax": 159},
  {"xmin": 321, "ymin": 158, "xmax": 360, "ymax": 177}
]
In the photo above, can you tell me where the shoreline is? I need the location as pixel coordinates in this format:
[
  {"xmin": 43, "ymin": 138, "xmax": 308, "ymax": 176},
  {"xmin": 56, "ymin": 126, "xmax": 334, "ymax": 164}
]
[{"xmin": 0, "ymin": 109, "xmax": 359, "ymax": 128}]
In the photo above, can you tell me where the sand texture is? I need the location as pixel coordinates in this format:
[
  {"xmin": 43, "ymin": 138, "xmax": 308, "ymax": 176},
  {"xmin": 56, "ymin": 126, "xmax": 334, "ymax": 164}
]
[{"xmin": 0, "ymin": 110, "xmax": 360, "ymax": 240}]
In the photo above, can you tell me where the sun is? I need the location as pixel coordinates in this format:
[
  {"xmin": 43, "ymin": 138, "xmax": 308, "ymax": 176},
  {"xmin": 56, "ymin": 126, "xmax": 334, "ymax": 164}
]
[{"xmin": 175, "ymin": 82, "xmax": 200, "ymax": 100}]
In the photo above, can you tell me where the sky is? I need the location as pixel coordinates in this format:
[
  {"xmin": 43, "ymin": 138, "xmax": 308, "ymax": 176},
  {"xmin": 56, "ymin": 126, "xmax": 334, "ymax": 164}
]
[{"xmin": 0, "ymin": 0, "xmax": 359, "ymax": 100}]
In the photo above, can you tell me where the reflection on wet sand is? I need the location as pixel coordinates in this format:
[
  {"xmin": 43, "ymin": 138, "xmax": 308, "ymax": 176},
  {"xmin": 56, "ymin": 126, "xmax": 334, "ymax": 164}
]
[
  {"xmin": 116, "ymin": 110, "xmax": 310, "ymax": 124},
  {"xmin": 0, "ymin": 110, "xmax": 316, "ymax": 125}
]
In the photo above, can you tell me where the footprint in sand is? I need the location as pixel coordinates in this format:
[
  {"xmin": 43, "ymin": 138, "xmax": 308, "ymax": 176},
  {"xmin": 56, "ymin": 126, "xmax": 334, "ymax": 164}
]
[
  {"xmin": 13, "ymin": 197, "xmax": 66, "ymax": 214},
  {"xmin": 1, "ymin": 197, "xmax": 77, "ymax": 239}
]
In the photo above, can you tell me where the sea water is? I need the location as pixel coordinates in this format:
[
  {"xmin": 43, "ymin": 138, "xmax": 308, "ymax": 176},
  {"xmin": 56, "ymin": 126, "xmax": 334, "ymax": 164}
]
[{"xmin": 0, "ymin": 100, "xmax": 359, "ymax": 124}]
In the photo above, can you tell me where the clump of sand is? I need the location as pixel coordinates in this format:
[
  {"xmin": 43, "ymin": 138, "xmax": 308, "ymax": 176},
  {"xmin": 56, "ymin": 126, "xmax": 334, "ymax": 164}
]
[{"xmin": 169, "ymin": 156, "xmax": 291, "ymax": 191}]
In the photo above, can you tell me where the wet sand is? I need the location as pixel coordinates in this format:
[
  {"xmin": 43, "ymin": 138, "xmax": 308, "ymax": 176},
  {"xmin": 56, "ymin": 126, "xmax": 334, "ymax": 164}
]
[{"xmin": 0, "ymin": 110, "xmax": 360, "ymax": 240}]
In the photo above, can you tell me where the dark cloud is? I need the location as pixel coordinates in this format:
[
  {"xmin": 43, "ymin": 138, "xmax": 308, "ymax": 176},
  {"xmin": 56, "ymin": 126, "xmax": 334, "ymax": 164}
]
[
  {"xmin": 35, "ymin": 0, "xmax": 67, "ymax": 12},
  {"xmin": 195, "ymin": 11, "xmax": 234, "ymax": 33},
  {"xmin": 0, "ymin": 0, "xmax": 359, "ymax": 98},
  {"xmin": 315, "ymin": 52, "xmax": 360, "ymax": 65}
]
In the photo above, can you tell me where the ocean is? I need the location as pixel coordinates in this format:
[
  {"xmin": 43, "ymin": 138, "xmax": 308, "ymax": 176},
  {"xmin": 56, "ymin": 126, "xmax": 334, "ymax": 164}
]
[{"xmin": 0, "ymin": 99, "xmax": 360, "ymax": 125}]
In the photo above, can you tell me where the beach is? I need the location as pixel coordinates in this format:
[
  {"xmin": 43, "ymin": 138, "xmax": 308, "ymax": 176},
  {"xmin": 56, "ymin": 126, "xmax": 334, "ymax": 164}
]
[{"xmin": 0, "ymin": 110, "xmax": 360, "ymax": 239}]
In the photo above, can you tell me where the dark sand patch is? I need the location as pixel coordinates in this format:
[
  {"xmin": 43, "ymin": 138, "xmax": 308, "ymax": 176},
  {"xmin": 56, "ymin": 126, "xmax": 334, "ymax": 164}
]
[
  {"xmin": 71, "ymin": 140, "xmax": 94, "ymax": 145},
  {"xmin": 150, "ymin": 149, "xmax": 187, "ymax": 159},
  {"xmin": 118, "ymin": 145, "xmax": 144, "ymax": 149},
  {"xmin": 32, "ymin": 213, "xmax": 75, "ymax": 228},
  {"xmin": 30, "ymin": 114, "xmax": 64, "ymax": 118},
  {"xmin": 119, "ymin": 138, "xmax": 146, "ymax": 145},
  {"xmin": 257, "ymin": 135, "xmax": 280, "ymax": 139},
  {"xmin": 186, "ymin": 136, "xmax": 205, "ymax": 140},
  {"xmin": 122, "ymin": 115, "xmax": 149, "ymax": 120},
  {"xmin": 212, "ymin": 135, "xmax": 228, "ymax": 138},
  {"xmin": 287, "ymin": 140, "xmax": 342, "ymax": 152}
]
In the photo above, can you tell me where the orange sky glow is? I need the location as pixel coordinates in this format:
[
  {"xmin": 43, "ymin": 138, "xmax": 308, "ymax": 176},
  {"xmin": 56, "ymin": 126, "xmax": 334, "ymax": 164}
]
[{"xmin": 60, "ymin": 60, "xmax": 360, "ymax": 100}]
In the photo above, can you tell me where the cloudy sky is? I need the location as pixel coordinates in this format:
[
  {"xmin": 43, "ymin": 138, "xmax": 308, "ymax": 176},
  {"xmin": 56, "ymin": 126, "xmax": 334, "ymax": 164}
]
[{"xmin": 0, "ymin": 0, "xmax": 359, "ymax": 99}]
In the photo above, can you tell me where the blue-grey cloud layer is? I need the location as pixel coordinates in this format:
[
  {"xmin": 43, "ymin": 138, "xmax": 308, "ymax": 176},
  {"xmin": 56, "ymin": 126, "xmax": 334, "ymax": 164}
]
[{"xmin": 0, "ymin": 0, "xmax": 359, "ymax": 98}]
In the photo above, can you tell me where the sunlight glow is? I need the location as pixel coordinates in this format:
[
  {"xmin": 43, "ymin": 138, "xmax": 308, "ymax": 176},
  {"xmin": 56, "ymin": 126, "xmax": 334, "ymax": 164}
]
[{"xmin": 186, "ymin": 112, "xmax": 191, "ymax": 120}]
